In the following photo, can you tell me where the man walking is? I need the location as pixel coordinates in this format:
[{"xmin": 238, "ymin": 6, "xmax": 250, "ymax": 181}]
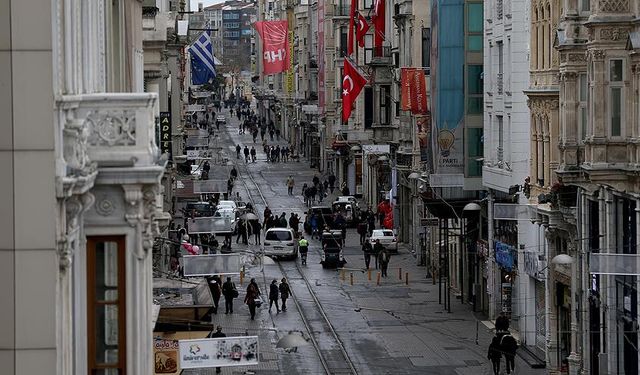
[
  {"xmin": 373, "ymin": 239, "xmax": 384, "ymax": 269},
  {"xmin": 268, "ymin": 279, "xmax": 280, "ymax": 313},
  {"xmin": 286, "ymin": 175, "xmax": 295, "ymax": 195},
  {"xmin": 236, "ymin": 144, "xmax": 241, "ymax": 159},
  {"xmin": 378, "ymin": 244, "xmax": 390, "ymax": 277},
  {"xmin": 243, "ymin": 145, "xmax": 250, "ymax": 163},
  {"xmin": 362, "ymin": 239, "xmax": 373, "ymax": 269},
  {"xmin": 279, "ymin": 278, "xmax": 291, "ymax": 311},
  {"xmin": 222, "ymin": 277, "xmax": 237, "ymax": 314},
  {"xmin": 250, "ymin": 146, "xmax": 257, "ymax": 162}
]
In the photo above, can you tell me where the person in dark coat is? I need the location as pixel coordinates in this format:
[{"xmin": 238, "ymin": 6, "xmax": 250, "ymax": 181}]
[
  {"xmin": 378, "ymin": 246, "xmax": 390, "ymax": 277},
  {"xmin": 362, "ymin": 240, "xmax": 373, "ymax": 269},
  {"xmin": 500, "ymin": 333, "xmax": 518, "ymax": 374},
  {"xmin": 328, "ymin": 174, "xmax": 336, "ymax": 192},
  {"xmin": 236, "ymin": 144, "xmax": 241, "ymax": 159},
  {"xmin": 245, "ymin": 278, "xmax": 261, "ymax": 320},
  {"xmin": 357, "ymin": 221, "xmax": 368, "ymax": 245},
  {"xmin": 268, "ymin": 280, "xmax": 280, "ymax": 313},
  {"xmin": 252, "ymin": 221, "xmax": 262, "ymax": 244},
  {"xmin": 373, "ymin": 239, "xmax": 385, "ymax": 270},
  {"xmin": 279, "ymin": 278, "xmax": 291, "ymax": 311},
  {"xmin": 367, "ymin": 210, "xmax": 376, "ymax": 235},
  {"xmin": 207, "ymin": 326, "xmax": 227, "ymax": 374},
  {"xmin": 487, "ymin": 335, "xmax": 503, "ymax": 375},
  {"xmin": 222, "ymin": 277, "xmax": 237, "ymax": 314},
  {"xmin": 495, "ymin": 312, "xmax": 510, "ymax": 332}
]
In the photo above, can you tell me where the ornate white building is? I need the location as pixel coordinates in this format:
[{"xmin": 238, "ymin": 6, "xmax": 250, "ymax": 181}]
[{"xmin": 1, "ymin": 0, "xmax": 168, "ymax": 374}]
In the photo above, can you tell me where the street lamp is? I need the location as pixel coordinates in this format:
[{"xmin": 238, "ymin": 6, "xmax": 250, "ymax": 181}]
[{"xmin": 408, "ymin": 172, "xmax": 423, "ymax": 263}]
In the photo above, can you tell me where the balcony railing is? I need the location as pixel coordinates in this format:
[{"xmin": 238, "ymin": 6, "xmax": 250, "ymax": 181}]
[
  {"xmin": 497, "ymin": 0, "xmax": 503, "ymax": 19},
  {"xmin": 58, "ymin": 93, "xmax": 159, "ymax": 171},
  {"xmin": 369, "ymin": 45, "xmax": 392, "ymax": 66}
]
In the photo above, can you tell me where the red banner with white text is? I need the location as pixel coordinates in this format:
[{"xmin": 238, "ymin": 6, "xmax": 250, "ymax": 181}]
[
  {"xmin": 254, "ymin": 21, "xmax": 290, "ymax": 75},
  {"xmin": 400, "ymin": 68, "xmax": 428, "ymax": 114}
]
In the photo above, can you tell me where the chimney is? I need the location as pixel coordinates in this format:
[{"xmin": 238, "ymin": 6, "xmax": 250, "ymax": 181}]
[{"xmin": 198, "ymin": 2, "xmax": 203, "ymax": 11}]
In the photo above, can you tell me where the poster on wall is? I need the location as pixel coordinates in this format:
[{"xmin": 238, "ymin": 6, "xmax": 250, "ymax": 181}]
[
  {"xmin": 155, "ymin": 339, "xmax": 180, "ymax": 374},
  {"xmin": 416, "ymin": 114, "xmax": 433, "ymax": 171},
  {"xmin": 179, "ymin": 336, "xmax": 259, "ymax": 369}
]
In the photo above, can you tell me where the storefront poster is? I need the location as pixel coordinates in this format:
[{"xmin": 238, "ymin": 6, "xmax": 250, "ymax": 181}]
[
  {"xmin": 179, "ymin": 336, "xmax": 259, "ymax": 369},
  {"xmin": 155, "ymin": 339, "xmax": 180, "ymax": 374},
  {"xmin": 495, "ymin": 241, "xmax": 515, "ymax": 272}
]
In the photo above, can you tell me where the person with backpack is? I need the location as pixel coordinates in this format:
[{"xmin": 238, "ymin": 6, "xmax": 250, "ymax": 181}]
[
  {"xmin": 222, "ymin": 277, "xmax": 238, "ymax": 314},
  {"xmin": 487, "ymin": 335, "xmax": 503, "ymax": 375},
  {"xmin": 268, "ymin": 280, "xmax": 280, "ymax": 313},
  {"xmin": 279, "ymin": 278, "xmax": 291, "ymax": 311}
]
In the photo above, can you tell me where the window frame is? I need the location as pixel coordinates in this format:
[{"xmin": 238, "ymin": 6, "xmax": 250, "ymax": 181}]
[
  {"xmin": 578, "ymin": 73, "xmax": 588, "ymax": 142},
  {"xmin": 87, "ymin": 236, "xmax": 127, "ymax": 375},
  {"xmin": 608, "ymin": 59, "xmax": 625, "ymax": 138},
  {"xmin": 379, "ymin": 85, "xmax": 391, "ymax": 125}
]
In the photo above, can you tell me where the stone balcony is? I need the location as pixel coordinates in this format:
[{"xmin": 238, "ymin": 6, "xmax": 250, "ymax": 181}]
[{"xmin": 58, "ymin": 93, "xmax": 159, "ymax": 170}]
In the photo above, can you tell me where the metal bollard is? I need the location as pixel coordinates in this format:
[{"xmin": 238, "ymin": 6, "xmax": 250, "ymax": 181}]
[
  {"xmin": 405, "ymin": 272, "xmax": 409, "ymax": 285},
  {"xmin": 350, "ymin": 272, "xmax": 354, "ymax": 286},
  {"xmin": 368, "ymin": 269, "xmax": 372, "ymax": 281},
  {"xmin": 399, "ymin": 267, "xmax": 403, "ymax": 280},
  {"xmin": 341, "ymin": 269, "xmax": 346, "ymax": 281},
  {"xmin": 376, "ymin": 272, "xmax": 381, "ymax": 286},
  {"xmin": 240, "ymin": 270, "xmax": 244, "ymax": 285}
]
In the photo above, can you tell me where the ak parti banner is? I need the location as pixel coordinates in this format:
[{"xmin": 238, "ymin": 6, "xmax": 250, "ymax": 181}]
[
  {"xmin": 400, "ymin": 68, "xmax": 428, "ymax": 114},
  {"xmin": 254, "ymin": 21, "xmax": 290, "ymax": 75}
]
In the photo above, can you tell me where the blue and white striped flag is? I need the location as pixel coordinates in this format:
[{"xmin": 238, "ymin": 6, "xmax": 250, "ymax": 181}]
[{"xmin": 189, "ymin": 31, "xmax": 216, "ymax": 85}]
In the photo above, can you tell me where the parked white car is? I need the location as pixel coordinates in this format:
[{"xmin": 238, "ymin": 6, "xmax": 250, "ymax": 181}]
[
  {"xmin": 217, "ymin": 200, "xmax": 237, "ymax": 211},
  {"xmin": 263, "ymin": 228, "xmax": 298, "ymax": 259},
  {"xmin": 369, "ymin": 229, "xmax": 398, "ymax": 253}
]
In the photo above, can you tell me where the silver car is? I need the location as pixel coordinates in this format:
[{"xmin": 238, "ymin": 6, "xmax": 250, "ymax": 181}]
[
  {"xmin": 369, "ymin": 229, "xmax": 398, "ymax": 252},
  {"xmin": 263, "ymin": 228, "xmax": 298, "ymax": 259}
]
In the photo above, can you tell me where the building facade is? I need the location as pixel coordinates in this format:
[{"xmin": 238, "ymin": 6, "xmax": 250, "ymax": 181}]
[{"xmin": 1, "ymin": 1, "xmax": 168, "ymax": 374}]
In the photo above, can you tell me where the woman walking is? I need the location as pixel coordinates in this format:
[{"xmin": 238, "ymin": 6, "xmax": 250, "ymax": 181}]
[
  {"xmin": 245, "ymin": 278, "xmax": 261, "ymax": 320},
  {"xmin": 268, "ymin": 280, "xmax": 280, "ymax": 313}
]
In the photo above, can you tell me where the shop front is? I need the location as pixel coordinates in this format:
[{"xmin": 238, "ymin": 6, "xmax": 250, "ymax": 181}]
[{"xmin": 495, "ymin": 240, "xmax": 517, "ymax": 319}]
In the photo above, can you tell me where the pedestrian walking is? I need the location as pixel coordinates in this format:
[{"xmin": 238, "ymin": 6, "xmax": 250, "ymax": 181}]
[
  {"xmin": 286, "ymin": 175, "xmax": 295, "ymax": 195},
  {"xmin": 328, "ymin": 173, "xmax": 336, "ymax": 193},
  {"xmin": 500, "ymin": 332, "xmax": 518, "ymax": 374},
  {"xmin": 250, "ymin": 146, "xmax": 257, "ymax": 162},
  {"xmin": 362, "ymin": 239, "xmax": 373, "ymax": 269},
  {"xmin": 279, "ymin": 278, "xmax": 291, "ymax": 311},
  {"xmin": 268, "ymin": 280, "xmax": 280, "ymax": 313},
  {"xmin": 487, "ymin": 335, "xmax": 502, "ymax": 375},
  {"xmin": 269, "ymin": 129, "xmax": 274, "ymax": 141},
  {"xmin": 244, "ymin": 146, "xmax": 250, "ymax": 163},
  {"xmin": 236, "ymin": 144, "xmax": 241, "ymax": 159},
  {"xmin": 252, "ymin": 221, "xmax": 262, "ymax": 244},
  {"xmin": 206, "ymin": 275, "xmax": 222, "ymax": 314},
  {"xmin": 357, "ymin": 221, "xmax": 368, "ymax": 245},
  {"xmin": 312, "ymin": 175, "xmax": 320, "ymax": 187},
  {"xmin": 245, "ymin": 278, "xmax": 261, "ymax": 320},
  {"xmin": 222, "ymin": 277, "xmax": 237, "ymax": 314},
  {"xmin": 275, "ymin": 128, "xmax": 281, "ymax": 140},
  {"xmin": 378, "ymin": 247, "xmax": 390, "ymax": 277},
  {"xmin": 373, "ymin": 239, "xmax": 384, "ymax": 270},
  {"xmin": 207, "ymin": 326, "xmax": 227, "ymax": 374},
  {"xmin": 495, "ymin": 312, "xmax": 510, "ymax": 333},
  {"xmin": 367, "ymin": 210, "xmax": 376, "ymax": 236}
]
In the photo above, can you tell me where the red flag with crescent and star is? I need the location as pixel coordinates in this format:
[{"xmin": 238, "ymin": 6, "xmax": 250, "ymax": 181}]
[
  {"xmin": 342, "ymin": 59, "xmax": 367, "ymax": 123},
  {"xmin": 371, "ymin": 0, "xmax": 385, "ymax": 54},
  {"xmin": 356, "ymin": 13, "xmax": 370, "ymax": 47},
  {"xmin": 347, "ymin": 0, "xmax": 357, "ymax": 55}
]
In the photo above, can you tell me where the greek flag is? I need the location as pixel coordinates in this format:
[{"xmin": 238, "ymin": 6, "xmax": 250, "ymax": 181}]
[{"xmin": 189, "ymin": 31, "xmax": 216, "ymax": 85}]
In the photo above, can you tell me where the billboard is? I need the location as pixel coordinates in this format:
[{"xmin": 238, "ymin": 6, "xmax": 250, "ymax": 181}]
[
  {"xmin": 182, "ymin": 254, "xmax": 242, "ymax": 276},
  {"xmin": 155, "ymin": 339, "xmax": 180, "ymax": 374},
  {"xmin": 179, "ymin": 336, "xmax": 259, "ymax": 369}
]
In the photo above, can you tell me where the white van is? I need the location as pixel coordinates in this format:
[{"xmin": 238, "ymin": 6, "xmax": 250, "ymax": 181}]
[{"xmin": 263, "ymin": 228, "xmax": 298, "ymax": 259}]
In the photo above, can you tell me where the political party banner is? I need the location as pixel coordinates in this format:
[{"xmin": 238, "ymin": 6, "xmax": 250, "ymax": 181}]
[
  {"xmin": 159, "ymin": 112, "xmax": 172, "ymax": 159},
  {"xmin": 155, "ymin": 339, "xmax": 180, "ymax": 374},
  {"xmin": 400, "ymin": 68, "xmax": 428, "ymax": 114},
  {"xmin": 179, "ymin": 336, "xmax": 259, "ymax": 369},
  {"xmin": 254, "ymin": 21, "xmax": 289, "ymax": 75}
]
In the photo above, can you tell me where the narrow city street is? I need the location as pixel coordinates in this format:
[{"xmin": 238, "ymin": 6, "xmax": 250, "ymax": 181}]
[{"xmin": 183, "ymin": 108, "xmax": 548, "ymax": 375}]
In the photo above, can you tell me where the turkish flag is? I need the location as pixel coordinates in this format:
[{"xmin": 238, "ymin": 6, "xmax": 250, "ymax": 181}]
[
  {"xmin": 371, "ymin": 0, "xmax": 385, "ymax": 54},
  {"xmin": 356, "ymin": 13, "xmax": 370, "ymax": 48},
  {"xmin": 254, "ymin": 21, "xmax": 289, "ymax": 75},
  {"xmin": 347, "ymin": 0, "xmax": 357, "ymax": 55},
  {"xmin": 342, "ymin": 59, "xmax": 367, "ymax": 123}
]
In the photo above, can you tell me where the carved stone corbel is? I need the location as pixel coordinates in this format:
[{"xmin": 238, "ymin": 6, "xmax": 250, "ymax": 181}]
[{"xmin": 58, "ymin": 192, "xmax": 95, "ymax": 272}]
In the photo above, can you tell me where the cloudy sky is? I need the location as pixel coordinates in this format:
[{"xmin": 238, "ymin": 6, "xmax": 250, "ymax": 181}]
[{"xmin": 190, "ymin": 0, "xmax": 225, "ymax": 9}]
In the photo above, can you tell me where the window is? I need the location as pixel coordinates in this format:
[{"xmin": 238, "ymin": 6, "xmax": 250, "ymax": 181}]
[
  {"xmin": 466, "ymin": 128, "xmax": 483, "ymax": 177},
  {"xmin": 340, "ymin": 27, "xmax": 348, "ymax": 57},
  {"xmin": 422, "ymin": 28, "xmax": 431, "ymax": 71},
  {"xmin": 579, "ymin": 73, "xmax": 588, "ymax": 141},
  {"xmin": 363, "ymin": 0, "xmax": 373, "ymax": 8},
  {"xmin": 265, "ymin": 230, "xmax": 293, "ymax": 241},
  {"xmin": 581, "ymin": 0, "xmax": 590, "ymax": 12},
  {"xmin": 364, "ymin": 87, "xmax": 373, "ymax": 129},
  {"xmin": 609, "ymin": 59, "xmax": 624, "ymax": 137},
  {"xmin": 466, "ymin": 2, "xmax": 483, "ymax": 52},
  {"xmin": 467, "ymin": 65, "xmax": 483, "ymax": 114},
  {"xmin": 497, "ymin": 116, "xmax": 504, "ymax": 161},
  {"xmin": 364, "ymin": 34, "xmax": 373, "ymax": 64},
  {"xmin": 380, "ymin": 85, "xmax": 391, "ymax": 125},
  {"xmin": 88, "ymin": 237, "xmax": 126, "ymax": 375}
]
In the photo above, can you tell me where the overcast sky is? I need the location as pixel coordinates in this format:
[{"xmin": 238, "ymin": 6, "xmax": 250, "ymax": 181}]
[{"xmin": 190, "ymin": 0, "xmax": 225, "ymax": 10}]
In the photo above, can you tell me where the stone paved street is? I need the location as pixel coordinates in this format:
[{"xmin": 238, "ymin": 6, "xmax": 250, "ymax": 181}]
[{"xmin": 183, "ymin": 108, "xmax": 548, "ymax": 375}]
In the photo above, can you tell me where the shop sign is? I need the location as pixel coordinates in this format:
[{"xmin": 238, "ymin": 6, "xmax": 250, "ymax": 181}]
[
  {"xmin": 524, "ymin": 250, "xmax": 541, "ymax": 279},
  {"xmin": 477, "ymin": 240, "xmax": 489, "ymax": 258},
  {"xmin": 155, "ymin": 338, "xmax": 180, "ymax": 374},
  {"xmin": 495, "ymin": 241, "xmax": 515, "ymax": 272},
  {"xmin": 501, "ymin": 282, "xmax": 513, "ymax": 317},
  {"xmin": 179, "ymin": 336, "xmax": 259, "ymax": 369},
  {"xmin": 159, "ymin": 112, "xmax": 172, "ymax": 159}
]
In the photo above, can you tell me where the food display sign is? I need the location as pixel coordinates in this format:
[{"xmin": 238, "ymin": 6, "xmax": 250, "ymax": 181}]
[{"xmin": 154, "ymin": 338, "xmax": 180, "ymax": 374}]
